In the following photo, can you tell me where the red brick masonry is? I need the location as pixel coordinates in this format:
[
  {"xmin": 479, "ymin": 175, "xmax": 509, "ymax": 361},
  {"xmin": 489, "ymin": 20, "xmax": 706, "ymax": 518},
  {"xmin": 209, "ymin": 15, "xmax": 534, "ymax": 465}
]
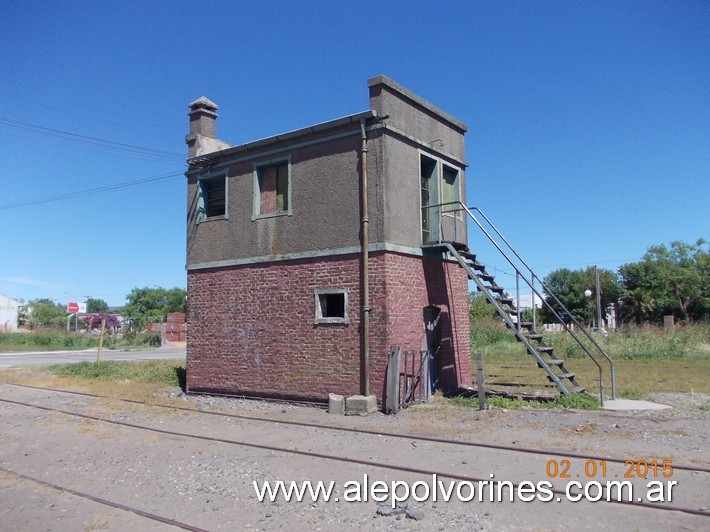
[{"xmin": 186, "ymin": 251, "xmax": 471, "ymax": 405}]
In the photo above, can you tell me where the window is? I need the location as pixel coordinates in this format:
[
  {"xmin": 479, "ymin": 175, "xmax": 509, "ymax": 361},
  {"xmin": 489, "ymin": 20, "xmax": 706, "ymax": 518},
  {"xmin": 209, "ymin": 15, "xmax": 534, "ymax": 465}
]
[
  {"xmin": 441, "ymin": 165, "xmax": 461, "ymax": 217},
  {"xmin": 420, "ymin": 155, "xmax": 439, "ymax": 243},
  {"xmin": 420, "ymin": 153, "xmax": 465, "ymax": 241},
  {"xmin": 254, "ymin": 158, "xmax": 291, "ymax": 219},
  {"xmin": 197, "ymin": 175, "xmax": 227, "ymax": 221},
  {"xmin": 314, "ymin": 289, "xmax": 349, "ymax": 324}
]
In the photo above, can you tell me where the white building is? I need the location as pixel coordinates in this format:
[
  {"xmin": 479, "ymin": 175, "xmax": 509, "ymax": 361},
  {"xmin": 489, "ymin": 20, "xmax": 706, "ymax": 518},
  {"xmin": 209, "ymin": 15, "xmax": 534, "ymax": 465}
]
[{"xmin": 0, "ymin": 294, "xmax": 20, "ymax": 332}]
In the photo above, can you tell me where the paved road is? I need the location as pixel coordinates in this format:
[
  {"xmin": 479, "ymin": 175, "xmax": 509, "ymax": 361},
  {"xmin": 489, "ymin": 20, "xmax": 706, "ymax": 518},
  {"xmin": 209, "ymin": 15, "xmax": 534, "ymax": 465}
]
[{"xmin": 0, "ymin": 345, "xmax": 186, "ymax": 368}]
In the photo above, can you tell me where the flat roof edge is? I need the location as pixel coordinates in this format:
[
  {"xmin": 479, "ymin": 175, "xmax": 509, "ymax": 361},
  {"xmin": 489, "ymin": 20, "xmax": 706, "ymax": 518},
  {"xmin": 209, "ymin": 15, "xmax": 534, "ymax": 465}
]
[
  {"xmin": 188, "ymin": 109, "xmax": 376, "ymax": 164},
  {"xmin": 368, "ymin": 75, "xmax": 467, "ymax": 132}
]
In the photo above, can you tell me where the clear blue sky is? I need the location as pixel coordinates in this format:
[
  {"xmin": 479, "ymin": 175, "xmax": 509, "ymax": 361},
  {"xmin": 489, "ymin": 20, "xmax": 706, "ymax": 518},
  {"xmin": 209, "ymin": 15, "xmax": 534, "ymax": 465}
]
[{"xmin": 1, "ymin": 1, "xmax": 707, "ymax": 307}]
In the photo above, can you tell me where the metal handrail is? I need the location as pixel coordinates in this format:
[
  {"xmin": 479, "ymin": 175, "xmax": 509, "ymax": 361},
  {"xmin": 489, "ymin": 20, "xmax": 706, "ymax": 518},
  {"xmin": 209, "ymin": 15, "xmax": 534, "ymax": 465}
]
[
  {"xmin": 468, "ymin": 205, "xmax": 615, "ymax": 401},
  {"xmin": 421, "ymin": 201, "xmax": 616, "ymax": 403}
]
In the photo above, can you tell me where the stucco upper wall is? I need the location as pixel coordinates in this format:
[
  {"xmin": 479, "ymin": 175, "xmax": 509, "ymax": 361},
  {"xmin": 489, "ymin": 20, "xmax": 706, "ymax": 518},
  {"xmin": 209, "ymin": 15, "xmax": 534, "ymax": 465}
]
[
  {"xmin": 185, "ymin": 76, "xmax": 469, "ymax": 269},
  {"xmin": 379, "ymin": 135, "xmax": 467, "ymax": 249},
  {"xmin": 368, "ymin": 75, "xmax": 467, "ymax": 161},
  {"xmin": 187, "ymin": 130, "xmax": 383, "ymax": 268}
]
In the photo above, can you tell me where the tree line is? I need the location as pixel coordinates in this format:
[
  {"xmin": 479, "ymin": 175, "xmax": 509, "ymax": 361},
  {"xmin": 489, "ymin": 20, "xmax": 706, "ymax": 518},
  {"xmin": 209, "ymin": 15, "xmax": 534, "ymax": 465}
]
[
  {"xmin": 541, "ymin": 238, "xmax": 707, "ymax": 325},
  {"xmin": 469, "ymin": 238, "xmax": 707, "ymax": 327},
  {"xmin": 19, "ymin": 287, "xmax": 187, "ymax": 331}
]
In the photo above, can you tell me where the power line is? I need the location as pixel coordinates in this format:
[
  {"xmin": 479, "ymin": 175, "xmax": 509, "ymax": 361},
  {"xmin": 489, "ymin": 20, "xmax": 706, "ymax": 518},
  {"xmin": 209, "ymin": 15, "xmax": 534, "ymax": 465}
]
[
  {"xmin": 0, "ymin": 171, "xmax": 184, "ymax": 211},
  {"xmin": 0, "ymin": 79, "xmax": 178, "ymax": 139},
  {"xmin": 0, "ymin": 116, "xmax": 184, "ymax": 163}
]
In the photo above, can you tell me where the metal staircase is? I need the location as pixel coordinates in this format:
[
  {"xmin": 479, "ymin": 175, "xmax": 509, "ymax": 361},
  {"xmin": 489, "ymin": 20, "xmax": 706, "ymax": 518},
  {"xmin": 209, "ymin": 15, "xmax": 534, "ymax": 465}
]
[{"xmin": 422, "ymin": 202, "xmax": 616, "ymax": 405}]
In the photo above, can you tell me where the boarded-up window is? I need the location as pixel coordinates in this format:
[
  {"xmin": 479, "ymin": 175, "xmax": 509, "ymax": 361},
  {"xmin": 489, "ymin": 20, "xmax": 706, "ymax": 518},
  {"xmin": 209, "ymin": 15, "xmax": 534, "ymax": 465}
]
[{"xmin": 257, "ymin": 162, "xmax": 289, "ymax": 215}]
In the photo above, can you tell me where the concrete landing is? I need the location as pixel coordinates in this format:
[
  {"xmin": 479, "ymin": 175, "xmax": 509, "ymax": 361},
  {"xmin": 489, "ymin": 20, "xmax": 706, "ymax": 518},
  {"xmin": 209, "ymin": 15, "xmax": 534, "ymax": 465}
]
[{"xmin": 603, "ymin": 399, "xmax": 672, "ymax": 411}]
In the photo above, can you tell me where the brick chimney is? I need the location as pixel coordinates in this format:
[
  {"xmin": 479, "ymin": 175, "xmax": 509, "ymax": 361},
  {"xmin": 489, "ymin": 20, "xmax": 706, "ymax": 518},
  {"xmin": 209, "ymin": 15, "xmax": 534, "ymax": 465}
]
[{"xmin": 186, "ymin": 97, "xmax": 231, "ymax": 158}]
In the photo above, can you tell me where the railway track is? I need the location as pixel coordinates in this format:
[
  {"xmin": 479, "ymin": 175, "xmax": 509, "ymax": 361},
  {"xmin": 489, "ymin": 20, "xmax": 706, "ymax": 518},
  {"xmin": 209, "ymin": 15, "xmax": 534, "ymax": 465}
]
[
  {"xmin": 0, "ymin": 465, "xmax": 208, "ymax": 531},
  {"xmin": 7, "ymin": 383, "xmax": 709, "ymax": 474},
  {"xmin": 1, "ymin": 383, "xmax": 708, "ymax": 521}
]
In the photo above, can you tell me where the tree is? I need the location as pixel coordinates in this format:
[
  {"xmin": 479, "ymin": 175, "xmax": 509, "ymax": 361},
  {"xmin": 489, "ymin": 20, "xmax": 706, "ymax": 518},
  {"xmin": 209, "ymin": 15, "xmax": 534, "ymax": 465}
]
[
  {"xmin": 25, "ymin": 299, "xmax": 66, "ymax": 330},
  {"xmin": 82, "ymin": 313, "xmax": 121, "ymax": 331},
  {"xmin": 120, "ymin": 287, "xmax": 186, "ymax": 330},
  {"xmin": 469, "ymin": 292, "xmax": 500, "ymax": 321},
  {"xmin": 540, "ymin": 267, "xmax": 623, "ymax": 326},
  {"xmin": 86, "ymin": 298, "xmax": 109, "ymax": 313},
  {"xmin": 618, "ymin": 238, "xmax": 708, "ymax": 323},
  {"xmin": 619, "ymin": 288, "xmax": 655, "ymax": 325}
]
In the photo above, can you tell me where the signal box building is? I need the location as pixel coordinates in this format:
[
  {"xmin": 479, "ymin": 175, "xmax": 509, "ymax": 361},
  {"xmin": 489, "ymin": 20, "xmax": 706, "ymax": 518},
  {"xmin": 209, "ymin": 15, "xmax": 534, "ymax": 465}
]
[{"xmin": 184, "ymin": 75, "xmax": 472, "ymax": 405}]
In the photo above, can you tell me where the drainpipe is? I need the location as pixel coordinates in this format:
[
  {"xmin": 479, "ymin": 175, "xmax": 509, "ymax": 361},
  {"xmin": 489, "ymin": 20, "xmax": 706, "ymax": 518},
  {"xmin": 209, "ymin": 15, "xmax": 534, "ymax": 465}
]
[{"xmin": 360, "ymin": 118, "xmax": 371, "ymax": 397}]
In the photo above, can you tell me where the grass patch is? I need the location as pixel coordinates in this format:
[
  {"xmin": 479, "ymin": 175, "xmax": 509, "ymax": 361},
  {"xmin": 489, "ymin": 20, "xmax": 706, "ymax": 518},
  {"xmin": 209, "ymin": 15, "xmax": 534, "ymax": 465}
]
[
  {"xmin": 449, "ymin": 393, "xmax": 600, "ymax": 410},
  {"xmin": 49, "ymin": 360, "xmax": 184, "ymax": 386},
  {"xmin": 471, "ymin": 322, "xmax": 710, "ymax": 395},
  {"xmin": 619, "ymin": 388, "xmax": 647, "ymax": 400},
  {"xmin": 481, "ymin": 355, "xmax": 710, "ymax": 395},
  {"xmin": 542, "ymin": 323, "xmax": 709, "ymax": 361}
]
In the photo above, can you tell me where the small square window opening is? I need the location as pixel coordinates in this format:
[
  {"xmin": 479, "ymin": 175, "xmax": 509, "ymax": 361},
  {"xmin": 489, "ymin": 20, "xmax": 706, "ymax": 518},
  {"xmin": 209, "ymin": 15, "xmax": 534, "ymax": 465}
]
[{"xmin": 315, "ymin": 290, "xmax": 349, "ymax": 324}]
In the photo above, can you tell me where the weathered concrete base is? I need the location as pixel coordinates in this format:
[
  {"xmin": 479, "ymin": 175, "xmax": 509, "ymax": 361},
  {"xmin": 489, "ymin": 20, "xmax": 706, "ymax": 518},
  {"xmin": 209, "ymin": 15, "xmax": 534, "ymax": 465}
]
[
  {"xmin": 603, "ymin": 399, "xmax": 672, "ymax": 411},
  {"xmin": 345, "ymin": 394, "xmax": 377, "ymax": 416},
  {"xmin": 328, "ymin": 393, "xmax": 345, "ymax": 415}
]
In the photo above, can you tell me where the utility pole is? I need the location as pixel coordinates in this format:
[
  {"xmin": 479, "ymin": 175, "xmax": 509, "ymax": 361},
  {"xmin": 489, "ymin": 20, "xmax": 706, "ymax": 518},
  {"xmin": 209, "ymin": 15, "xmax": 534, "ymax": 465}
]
[{"xmin": 595, "ymin": 267, "xmax": 603, "ymax": 334}]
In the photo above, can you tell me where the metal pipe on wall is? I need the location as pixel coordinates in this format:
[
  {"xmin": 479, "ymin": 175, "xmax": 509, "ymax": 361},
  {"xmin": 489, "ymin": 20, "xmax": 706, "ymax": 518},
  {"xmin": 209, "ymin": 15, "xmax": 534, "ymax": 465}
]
[{"xmin": 360, "ymin": 119, "xmax": 371, "ymax": 397}]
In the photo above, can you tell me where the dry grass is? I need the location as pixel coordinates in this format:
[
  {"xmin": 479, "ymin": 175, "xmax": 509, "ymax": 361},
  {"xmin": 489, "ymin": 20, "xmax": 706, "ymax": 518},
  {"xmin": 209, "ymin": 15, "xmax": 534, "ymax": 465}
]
[
  {"xmin": 483, "ymin": 353, "xmax": 710, "ymax": 397},
  {"xmin": 0, "ymin": 369, "xmax": 183, "ymax": 405}
]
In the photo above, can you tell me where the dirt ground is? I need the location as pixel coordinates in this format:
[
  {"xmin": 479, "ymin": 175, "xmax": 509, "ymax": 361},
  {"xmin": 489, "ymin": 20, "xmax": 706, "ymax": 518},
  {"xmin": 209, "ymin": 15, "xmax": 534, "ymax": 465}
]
[{"xmin": 0, "ymin": 381, "xmax": 708, "ymax": 531}]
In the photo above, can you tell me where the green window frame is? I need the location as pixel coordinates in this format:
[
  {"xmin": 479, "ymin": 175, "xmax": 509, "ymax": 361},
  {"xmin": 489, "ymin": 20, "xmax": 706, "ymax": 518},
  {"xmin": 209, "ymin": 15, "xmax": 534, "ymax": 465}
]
[{"xmin": 197, "ymin": 174, "xmax": 227, "ymax": 222}]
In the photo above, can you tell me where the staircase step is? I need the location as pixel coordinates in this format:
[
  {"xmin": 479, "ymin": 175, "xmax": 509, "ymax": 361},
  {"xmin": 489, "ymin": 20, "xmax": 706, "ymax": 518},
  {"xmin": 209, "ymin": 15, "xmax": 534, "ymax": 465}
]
[
  {"xmin": 550, "ymin": 372, "xmax": 575, "ymax": 380},
  {"xmin": 507, "ymin": 321, "xmax": 533, "ymax": 330},
  {"xmin": 436, "ymin": 228, "xmax": 590, "ymax": 398},
  {"xmin": 536, "ymin": 359, "xmax": 565, "ymax": 368}
]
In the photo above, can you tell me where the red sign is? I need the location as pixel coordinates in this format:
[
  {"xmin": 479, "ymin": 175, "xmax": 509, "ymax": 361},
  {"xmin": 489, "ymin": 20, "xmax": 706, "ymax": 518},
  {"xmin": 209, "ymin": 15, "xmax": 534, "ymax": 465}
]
[{"xmin": 67, "ymin": 302, "xmax": 80, "ymax": 314}]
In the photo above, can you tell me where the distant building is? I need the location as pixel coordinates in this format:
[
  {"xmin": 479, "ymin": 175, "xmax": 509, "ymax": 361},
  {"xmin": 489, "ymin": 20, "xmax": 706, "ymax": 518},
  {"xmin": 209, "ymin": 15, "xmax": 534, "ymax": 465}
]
[
  {"xmin": 0, "ymin": 294, "xmax": 20, "ymax": 332},
  {"xmin": 184, "ymin": 75, "xmax": 472, "ymax": 405}
]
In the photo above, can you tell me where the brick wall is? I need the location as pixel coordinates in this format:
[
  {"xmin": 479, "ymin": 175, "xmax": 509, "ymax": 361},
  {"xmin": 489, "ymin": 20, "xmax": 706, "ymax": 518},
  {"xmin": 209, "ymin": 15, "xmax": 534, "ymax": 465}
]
[
  {"xmin": 186, "ymin": 251, "xmax": 471, "ymax": 405},
  {"xmin": 378, "ymin": 252, "xmax": 471, "ymax": 395}
]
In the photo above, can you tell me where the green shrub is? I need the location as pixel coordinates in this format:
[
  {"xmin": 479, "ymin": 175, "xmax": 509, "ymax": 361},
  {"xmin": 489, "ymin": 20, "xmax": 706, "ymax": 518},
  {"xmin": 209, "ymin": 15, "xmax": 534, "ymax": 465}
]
[
  {"xmin": 551, "ymin": 393, "xmax": 600, "ymax": 410},
  {"xmin": 486, "ymin": 396, "xmax": 527, "ymax": 409},
  {"xmin": 0, "ymin": 330, "xmax": 165, "ymax": 352},
  {"xmin": 449, "ymin": 393, "xmax": 600, "ymax": 410},
  {"xmin": 471, "ymin": 318, "xmax": 516, "ymax": 348}
]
